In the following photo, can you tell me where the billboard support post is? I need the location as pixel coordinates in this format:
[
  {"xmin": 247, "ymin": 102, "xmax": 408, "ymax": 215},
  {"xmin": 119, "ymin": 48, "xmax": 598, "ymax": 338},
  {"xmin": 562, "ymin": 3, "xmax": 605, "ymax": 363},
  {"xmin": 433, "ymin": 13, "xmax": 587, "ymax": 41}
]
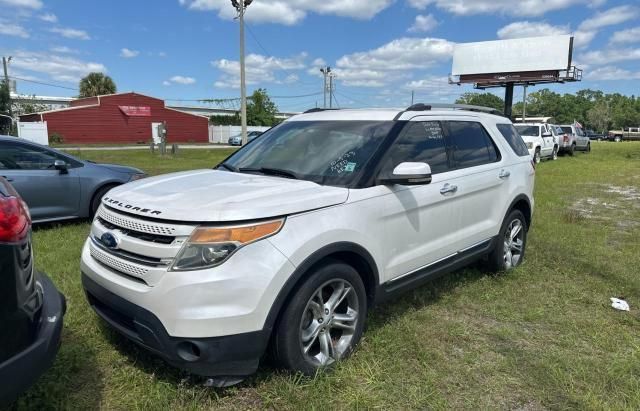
[{"xmin": 504, "ymin": 83, "xmax": 514, "ymax": 119}]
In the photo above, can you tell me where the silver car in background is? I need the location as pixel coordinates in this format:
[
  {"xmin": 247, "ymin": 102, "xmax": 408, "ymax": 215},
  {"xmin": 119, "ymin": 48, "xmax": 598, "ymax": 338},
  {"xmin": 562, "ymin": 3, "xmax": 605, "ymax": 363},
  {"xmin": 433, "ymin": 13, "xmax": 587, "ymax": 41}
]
[{"xmin": 0, "ymin": 136, "xmax": 146, "ymax": 223}]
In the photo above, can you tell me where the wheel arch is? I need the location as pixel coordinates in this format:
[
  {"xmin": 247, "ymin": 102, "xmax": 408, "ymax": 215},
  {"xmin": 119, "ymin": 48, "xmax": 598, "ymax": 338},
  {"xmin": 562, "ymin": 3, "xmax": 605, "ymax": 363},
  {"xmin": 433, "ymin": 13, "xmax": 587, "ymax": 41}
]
[
  {"xmin": 264, "ymin": 242, "xmax": 380, "ymax": 332},
  {"xmin": 506, "ymin": 194, "xmax": 532, "ymax": 231},
  {"xmin": 88, "ymin": 181, "xmax": 122, "ymax": 215}
]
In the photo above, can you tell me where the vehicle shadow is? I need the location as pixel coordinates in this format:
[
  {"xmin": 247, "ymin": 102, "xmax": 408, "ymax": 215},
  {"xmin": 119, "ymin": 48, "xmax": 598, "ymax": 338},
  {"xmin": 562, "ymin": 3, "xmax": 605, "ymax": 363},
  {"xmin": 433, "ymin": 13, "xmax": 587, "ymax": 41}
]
[{"xmin": 7, "ymin": 328, "xmax": 105, "ymax": 410}]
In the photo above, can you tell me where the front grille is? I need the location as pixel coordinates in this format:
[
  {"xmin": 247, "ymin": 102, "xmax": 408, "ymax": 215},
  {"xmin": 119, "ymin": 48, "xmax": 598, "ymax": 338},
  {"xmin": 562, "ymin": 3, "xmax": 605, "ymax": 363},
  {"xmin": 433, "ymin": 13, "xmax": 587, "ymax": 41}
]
[
  {"xmin": 99, "ymin": 207, "xmax": 178, "ymax": 236},
  {"xmin": 89, "ymin": 242, "xmax": 150, "ymax": 279},
  {"xmin": 97, "ymin": 217, "xmax": 175, "ymax": 245}
]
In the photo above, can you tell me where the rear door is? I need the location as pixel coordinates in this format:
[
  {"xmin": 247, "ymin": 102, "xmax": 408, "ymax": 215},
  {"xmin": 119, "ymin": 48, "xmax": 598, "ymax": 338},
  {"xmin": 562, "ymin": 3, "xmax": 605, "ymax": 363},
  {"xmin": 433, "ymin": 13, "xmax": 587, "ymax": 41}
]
[
  {"xmin": 0, "ymin": 141, "xmax": 81, "ymax": 221},
  {"xmin": 443, "ymin": 118, "xmax": 511, "ymax": 252},
  {"xmin": 575, "ymin": 127, "xmax": 589, "ymax": 148}
]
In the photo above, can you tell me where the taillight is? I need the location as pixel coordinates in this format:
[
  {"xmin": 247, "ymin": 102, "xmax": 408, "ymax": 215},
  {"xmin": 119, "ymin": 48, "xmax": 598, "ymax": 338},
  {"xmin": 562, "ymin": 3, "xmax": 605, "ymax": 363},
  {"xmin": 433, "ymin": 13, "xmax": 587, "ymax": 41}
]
[
  {"xmin": 563, "ymin": 134, "xmax": 569, "ymax": 143},
  {"xmin": 0, "ymin": 196, "xmax": 31, "ymax": 243}
]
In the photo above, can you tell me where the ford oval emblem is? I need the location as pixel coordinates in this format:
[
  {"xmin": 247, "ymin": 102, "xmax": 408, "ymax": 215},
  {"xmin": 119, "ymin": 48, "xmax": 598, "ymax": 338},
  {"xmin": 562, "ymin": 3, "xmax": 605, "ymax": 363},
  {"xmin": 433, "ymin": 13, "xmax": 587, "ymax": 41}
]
[{"xmin": 100, "ymin": 232, "xmax": 119, "ymax": 250}]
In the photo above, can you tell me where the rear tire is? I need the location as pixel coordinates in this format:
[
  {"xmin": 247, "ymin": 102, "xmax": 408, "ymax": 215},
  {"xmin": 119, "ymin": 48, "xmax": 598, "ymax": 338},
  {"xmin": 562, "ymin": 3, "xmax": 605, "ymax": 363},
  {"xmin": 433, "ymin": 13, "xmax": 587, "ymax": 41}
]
[
  {"xmin": 272, "ymin": 261, "xmax": 367, "ymax": 376},
  {"xmin": 567, "ymin": 143, "xmax": 576, "ymax": 156},
  {"xmin": 614, "ymin": 135, "xmax": 622, "ymax": 142},
  {"xmin": 487, "ymin": 209, "xmax": 528, "ymax": 272},
  {"xmin": 90, "ymin": 184, "xmax": 118, "ymax": 217},
  {"xmin": 586, "ymin": 143, "xmax": 591, "ymax": 153},
  {"xmin": 552, "ymin": 146, "xmax": 558, "ymax": 160}
]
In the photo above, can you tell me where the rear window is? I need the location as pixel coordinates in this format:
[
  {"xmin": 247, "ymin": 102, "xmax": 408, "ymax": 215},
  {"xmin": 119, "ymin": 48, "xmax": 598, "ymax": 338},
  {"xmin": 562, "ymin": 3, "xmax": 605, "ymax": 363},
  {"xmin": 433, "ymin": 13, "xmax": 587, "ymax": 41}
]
[
  {"xmin": 514, "ymin": 125, "xmax": 540, "ymax": 136},
  {"xmin": 497, "ymin": 124, "xmax": 530, "ymax": 157},
  {"xmin": 560, "ymin": 126, "xmax": 573, "ymax": 135}
]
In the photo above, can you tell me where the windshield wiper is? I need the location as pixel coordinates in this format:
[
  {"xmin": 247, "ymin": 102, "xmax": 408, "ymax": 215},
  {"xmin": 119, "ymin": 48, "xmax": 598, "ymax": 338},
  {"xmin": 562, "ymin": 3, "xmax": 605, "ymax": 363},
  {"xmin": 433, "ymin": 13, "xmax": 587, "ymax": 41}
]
[
  {"xmin": 218, "ymin": 162, "xmax": 238, "ymax": 172},
  {"xmin": 239, "ymin": 167, "xmax": 300, "ymax": 180}
]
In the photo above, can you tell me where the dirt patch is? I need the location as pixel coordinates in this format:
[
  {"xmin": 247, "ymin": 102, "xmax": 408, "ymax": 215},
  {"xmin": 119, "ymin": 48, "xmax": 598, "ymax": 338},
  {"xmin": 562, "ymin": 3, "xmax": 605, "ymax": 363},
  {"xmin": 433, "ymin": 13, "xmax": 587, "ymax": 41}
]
[{"xmin": 568, "ymin": 184, "xmax": 640, "ymax": 222}]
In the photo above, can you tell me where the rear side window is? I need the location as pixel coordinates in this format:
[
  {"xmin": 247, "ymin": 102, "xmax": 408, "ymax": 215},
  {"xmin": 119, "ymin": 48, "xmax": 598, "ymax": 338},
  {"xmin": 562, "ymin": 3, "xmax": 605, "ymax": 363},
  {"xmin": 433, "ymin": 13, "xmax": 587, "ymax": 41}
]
[
  {"xmin": 446, "ymin": 121, "xmax": 499, "ymax": 168},
  {"xmin": 497, "ymin": 124, "xmax": 529, "ymax": 157},
  {"xmin": 381, "ymin": 121, "xmax": 449, "ymax": 175}
]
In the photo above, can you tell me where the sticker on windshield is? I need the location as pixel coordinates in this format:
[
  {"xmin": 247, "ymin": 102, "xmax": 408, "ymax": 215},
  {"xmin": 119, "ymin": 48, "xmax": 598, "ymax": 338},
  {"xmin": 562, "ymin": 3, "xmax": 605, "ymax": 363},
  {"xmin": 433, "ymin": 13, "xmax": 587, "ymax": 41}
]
[{"xmin": 344, "ymin": 162, "xmax": 356, "ymax": 172}]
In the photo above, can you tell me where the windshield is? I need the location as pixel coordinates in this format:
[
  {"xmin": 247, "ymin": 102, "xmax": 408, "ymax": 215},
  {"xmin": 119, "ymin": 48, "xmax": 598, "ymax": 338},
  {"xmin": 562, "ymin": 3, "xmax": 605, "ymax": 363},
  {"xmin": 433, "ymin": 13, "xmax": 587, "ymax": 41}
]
[
  {"xmin": 514, "ymin": 125, "xmax": 540, "ymax": 137},
  {"xmin": 221, "ymin": 120, "xmax": 394, "ymax": 187}
]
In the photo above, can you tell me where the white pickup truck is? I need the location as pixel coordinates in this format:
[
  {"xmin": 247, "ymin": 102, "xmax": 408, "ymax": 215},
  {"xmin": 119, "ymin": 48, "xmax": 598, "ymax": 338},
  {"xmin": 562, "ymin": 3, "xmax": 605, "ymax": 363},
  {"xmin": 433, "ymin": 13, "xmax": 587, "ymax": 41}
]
[{"xmin": 514, "ymin": 123, "xmax": 559, "ymax": 163}]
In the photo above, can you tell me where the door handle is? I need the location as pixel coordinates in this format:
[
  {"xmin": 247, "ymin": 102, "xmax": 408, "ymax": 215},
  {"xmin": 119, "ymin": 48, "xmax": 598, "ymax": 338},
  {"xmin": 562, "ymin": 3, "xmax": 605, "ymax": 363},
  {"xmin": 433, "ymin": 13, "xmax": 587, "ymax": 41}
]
[
  {"xmin": 498, "ymin": 170, "xmax": 511, "ymax": 179},
  {"xmin": 1, "ymin": 176, "xmax": 14, "ymax": 182},
  {"xmin": 440, "ymin": 183, "xmax": 458, "ymax": 195}
]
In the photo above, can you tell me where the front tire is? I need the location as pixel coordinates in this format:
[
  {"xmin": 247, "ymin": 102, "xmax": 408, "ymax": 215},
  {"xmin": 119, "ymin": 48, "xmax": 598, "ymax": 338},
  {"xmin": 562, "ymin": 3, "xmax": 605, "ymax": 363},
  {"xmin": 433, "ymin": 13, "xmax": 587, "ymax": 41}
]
[
  {"xmin": 272, "ymin": 261, "xmax": 367, "ymax": 376},
  {"xmin": 533, "ymin": 148, "xmax": 541, "ymax": 164},
  {"xmin": 487, "ymin": 209, "xmax": 528, "ymax": 272}
]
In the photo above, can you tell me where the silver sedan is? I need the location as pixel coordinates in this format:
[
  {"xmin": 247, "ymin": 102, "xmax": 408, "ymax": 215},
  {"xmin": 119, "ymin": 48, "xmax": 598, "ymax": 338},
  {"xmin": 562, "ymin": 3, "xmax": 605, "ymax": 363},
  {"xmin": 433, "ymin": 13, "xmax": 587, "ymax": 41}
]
[{"xmin": 0, "ymin": 136, "xmax": 145, "ymax": 223}]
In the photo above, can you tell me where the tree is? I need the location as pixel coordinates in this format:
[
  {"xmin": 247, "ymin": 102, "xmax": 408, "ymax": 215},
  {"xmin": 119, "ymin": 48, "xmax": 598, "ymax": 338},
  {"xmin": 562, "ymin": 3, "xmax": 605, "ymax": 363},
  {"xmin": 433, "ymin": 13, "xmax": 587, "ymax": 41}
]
[
  {"xmin": 209, "ymin": 113, "xmax": 241, "ymax": 126},
  {"xmin": 0, "ymin": 81, "xmax": 10, "ymax": 114},
  {"xmin": 587, "ymin": 101, "xmax": 611, "ymax": 133},
  {"xmin": 455, "ymin": 92, "xmax": 504, "ymax": 111},
  {"xmin": 11, "ymin": 96, "xmax": 49, "ymax": 117},
  {"xmin": 79, "ymin": 72, "xmax": 116, "ymax": 98},
  {"xmin": 246, "ymin": 88, "xmax": 278, "ymax": 126}
]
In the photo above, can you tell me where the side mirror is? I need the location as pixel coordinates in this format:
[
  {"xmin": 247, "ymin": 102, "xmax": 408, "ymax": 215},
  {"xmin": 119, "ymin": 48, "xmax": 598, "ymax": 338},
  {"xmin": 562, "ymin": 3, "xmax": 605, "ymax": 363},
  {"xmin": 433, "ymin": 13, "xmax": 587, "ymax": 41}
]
[
  {"xmin": 54, "ymin": 160, "xmax": 68, "ymax": 173},
  {"xmin": 542, "ymin": 132, "xmax": 552, "ymax": 137},
  {"xmin": 379, "ymin": 162, "xmax": 432, "ymax": 186}
]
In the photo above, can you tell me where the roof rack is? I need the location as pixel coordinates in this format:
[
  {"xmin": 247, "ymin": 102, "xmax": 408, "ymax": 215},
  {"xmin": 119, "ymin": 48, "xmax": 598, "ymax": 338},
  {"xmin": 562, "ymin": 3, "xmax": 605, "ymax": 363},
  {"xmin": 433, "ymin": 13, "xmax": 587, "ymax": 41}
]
[
  {"xmin": 404, "ymin": 103, "xmax": 505, "ymax": 117},
  {"xmin": 303, "ymin": 108, "xmax": 341, "ymax": 114}
]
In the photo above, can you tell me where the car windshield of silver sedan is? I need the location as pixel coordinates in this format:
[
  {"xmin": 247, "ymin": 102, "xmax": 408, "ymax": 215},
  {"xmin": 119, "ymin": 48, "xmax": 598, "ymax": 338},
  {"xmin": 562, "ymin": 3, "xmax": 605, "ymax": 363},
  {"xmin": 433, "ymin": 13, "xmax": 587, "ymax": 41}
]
[{"xmin": 220, "ymin": 121, "xmax": 394, "ymax": 186}]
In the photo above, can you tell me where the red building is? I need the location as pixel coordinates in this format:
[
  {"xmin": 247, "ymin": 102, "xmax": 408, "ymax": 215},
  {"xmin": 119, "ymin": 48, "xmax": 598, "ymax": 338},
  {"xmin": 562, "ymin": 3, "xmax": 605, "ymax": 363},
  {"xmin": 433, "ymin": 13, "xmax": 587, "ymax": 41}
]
[{"xmin": 19, "ymin": 92, "xmax": 209, "ymax": 144}]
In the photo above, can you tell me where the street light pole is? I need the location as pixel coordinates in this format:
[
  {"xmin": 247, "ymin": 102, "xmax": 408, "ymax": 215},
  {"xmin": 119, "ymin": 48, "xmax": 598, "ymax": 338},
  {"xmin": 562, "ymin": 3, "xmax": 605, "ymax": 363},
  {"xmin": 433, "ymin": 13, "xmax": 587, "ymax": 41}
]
[
  {"xmin": 232, "ymin": 0, "xmax": 250, "ymax": 145},
  {"xmin": 2, "ymin": 56, "xmax": 13, "ymax": 119}
]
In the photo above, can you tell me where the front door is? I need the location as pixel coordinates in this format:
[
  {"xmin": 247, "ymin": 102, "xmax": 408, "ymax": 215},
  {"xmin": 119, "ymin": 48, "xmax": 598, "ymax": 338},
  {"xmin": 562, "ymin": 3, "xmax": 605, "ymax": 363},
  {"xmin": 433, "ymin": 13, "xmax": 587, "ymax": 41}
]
[
  {"xmin": 0, "ymin": 141, "xmax": 80, "ymax": 221},
  {"xmin": 377, "ymin": 119, "xmax": 459, "ymax": 281}
]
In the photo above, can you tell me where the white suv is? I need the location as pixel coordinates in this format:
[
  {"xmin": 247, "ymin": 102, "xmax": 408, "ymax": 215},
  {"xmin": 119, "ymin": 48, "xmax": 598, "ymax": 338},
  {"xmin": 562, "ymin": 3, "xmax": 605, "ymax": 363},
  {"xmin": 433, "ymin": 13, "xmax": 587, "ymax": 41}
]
[{"xmin": 80, "ymin": 104, "xmax": 535, "ymax": 385}]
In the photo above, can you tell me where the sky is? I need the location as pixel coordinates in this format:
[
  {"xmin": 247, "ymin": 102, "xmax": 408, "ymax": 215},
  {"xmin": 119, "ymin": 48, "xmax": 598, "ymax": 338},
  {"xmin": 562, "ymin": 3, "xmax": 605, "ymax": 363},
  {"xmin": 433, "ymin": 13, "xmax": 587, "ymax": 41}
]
[{"xmin": 1, "ymin": 0, "xmax": 639, "ymax": 112}]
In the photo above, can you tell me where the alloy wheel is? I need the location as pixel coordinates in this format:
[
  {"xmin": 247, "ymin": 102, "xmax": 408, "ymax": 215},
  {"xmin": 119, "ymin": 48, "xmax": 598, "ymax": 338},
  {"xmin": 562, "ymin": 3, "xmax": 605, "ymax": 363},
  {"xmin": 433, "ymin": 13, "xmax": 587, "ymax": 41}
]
[
  {"xmin": 503, "ymin": 218, "xmax": 524, "ymax": 270},
  {"xmin": 299, "ymin": 279, "xmax": 359, "ymax": 366}
]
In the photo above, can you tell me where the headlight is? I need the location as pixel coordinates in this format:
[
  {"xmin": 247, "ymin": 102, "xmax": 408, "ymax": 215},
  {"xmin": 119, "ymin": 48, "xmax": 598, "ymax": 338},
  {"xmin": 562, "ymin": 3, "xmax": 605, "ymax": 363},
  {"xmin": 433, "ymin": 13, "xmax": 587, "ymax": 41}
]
[
  {"xmin": 170, "ymin": 218, "xmax": 284, "ymax": 271},
  {"xmin": 130, "ymin": 173, "xmax": 147, "ymax": 182}
]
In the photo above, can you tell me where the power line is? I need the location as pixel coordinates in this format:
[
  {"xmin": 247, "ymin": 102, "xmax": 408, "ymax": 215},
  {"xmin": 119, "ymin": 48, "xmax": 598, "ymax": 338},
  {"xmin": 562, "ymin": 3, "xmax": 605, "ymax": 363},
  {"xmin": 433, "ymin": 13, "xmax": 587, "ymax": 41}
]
[
  {"xmin": 9, "ymin": 75, "xmax": 78, "ymax": 92},
  {"xmin": 335, "ymin": 91, "xmax": 373, "ymax": 108}
]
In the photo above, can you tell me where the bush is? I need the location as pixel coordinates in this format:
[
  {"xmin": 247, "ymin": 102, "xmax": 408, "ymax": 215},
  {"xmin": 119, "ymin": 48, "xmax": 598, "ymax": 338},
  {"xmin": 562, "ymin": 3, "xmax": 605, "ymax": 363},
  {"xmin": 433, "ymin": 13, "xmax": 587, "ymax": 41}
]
[{"xmin": 50, "ymin": 132, "xmax": 65, "ymax": 145}]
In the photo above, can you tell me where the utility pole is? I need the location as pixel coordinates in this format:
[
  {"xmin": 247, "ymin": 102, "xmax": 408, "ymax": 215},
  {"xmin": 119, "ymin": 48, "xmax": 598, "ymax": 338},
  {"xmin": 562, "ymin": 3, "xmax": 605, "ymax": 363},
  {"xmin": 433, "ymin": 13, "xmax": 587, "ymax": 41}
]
[
  {"xmin": 2, "ymin": 56, "xmax": 13, "ymax": 118},
  {"xmin": 328, "ymin": 72, "xmax": 334, "ymax": 109},
  {"xmin": 231, "ymin": 0, "xmax": 251, "ymax": 145},
  {"xmin": 320, "ymin": 66, "xmax": 331, "ymax": 109},
  {"xmin": 411, "ymin": 90, "xmax": 415, "ymax": 105},
  {"xmin": 522, "ymin": 84, "xmax": 528, "ymax": 120}
]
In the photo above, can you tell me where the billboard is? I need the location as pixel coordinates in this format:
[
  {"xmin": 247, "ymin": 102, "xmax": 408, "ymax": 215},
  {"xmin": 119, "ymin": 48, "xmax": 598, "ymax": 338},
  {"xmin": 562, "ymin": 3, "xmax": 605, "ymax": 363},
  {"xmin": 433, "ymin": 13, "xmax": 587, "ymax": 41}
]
[{"xmin": 452, "ymin": 35, "xmax": 573, "ymax": 76}]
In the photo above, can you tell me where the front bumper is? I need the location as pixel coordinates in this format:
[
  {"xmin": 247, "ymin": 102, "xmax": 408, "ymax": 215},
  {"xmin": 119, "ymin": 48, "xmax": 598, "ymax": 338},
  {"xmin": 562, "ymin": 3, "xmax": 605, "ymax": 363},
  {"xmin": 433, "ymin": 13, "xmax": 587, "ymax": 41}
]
[
  {"xmin": 82, "ymin": 274, "xmax": 268, "ymax": 377},
  {"xmin": 0, "ymin": 272, "xmax": 66, "ymax": 406}
]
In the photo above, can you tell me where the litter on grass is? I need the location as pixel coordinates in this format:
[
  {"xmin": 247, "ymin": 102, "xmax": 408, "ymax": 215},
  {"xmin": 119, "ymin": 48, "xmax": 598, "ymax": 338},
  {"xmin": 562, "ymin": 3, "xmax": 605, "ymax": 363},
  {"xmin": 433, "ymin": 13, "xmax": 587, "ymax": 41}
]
[{"xmin": 610, "ymin": 297, "xmax": 630, "ymax": 312}]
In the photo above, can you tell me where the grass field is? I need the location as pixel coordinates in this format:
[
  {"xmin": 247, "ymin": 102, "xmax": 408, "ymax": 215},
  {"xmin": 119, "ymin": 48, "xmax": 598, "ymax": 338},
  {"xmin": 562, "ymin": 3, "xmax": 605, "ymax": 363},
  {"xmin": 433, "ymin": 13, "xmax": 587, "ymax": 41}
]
[{"xmin": 9, "ymin": 143, "xmax": 640, "ymax": 410}]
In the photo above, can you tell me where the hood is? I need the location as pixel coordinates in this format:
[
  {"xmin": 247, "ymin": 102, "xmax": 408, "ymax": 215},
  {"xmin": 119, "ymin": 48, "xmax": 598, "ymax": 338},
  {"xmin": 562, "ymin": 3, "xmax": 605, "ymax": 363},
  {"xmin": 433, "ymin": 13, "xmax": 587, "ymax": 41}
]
[
  {"xmin": 103, "ymin": 169, "xmax": 348, "ymax": 222},
  {"xmin": 92, "ymin": 162, "xmax": 144, "ymax": 175}
]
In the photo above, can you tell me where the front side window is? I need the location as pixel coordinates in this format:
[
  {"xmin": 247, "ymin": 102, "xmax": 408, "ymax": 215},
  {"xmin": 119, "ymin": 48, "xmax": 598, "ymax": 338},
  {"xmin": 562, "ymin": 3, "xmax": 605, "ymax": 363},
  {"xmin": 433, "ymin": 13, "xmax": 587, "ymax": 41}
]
[
  {"xmin": 222, "ymin": 121, "xmax": 394, "ymax": 187},
  {"xmin": 380, "ymin": 121, "xmax": 449, "ymax": 176},
  {"xmin": 0, "ymin": 143, "xmax": 60, "ymax": 170},
  {"xmin": 497, "ymin": 124, "xmax": 529, "ymax": 157},
  {"xmin": 447, "ymin": 121, "xmax": 499, "ymax": 169}
]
